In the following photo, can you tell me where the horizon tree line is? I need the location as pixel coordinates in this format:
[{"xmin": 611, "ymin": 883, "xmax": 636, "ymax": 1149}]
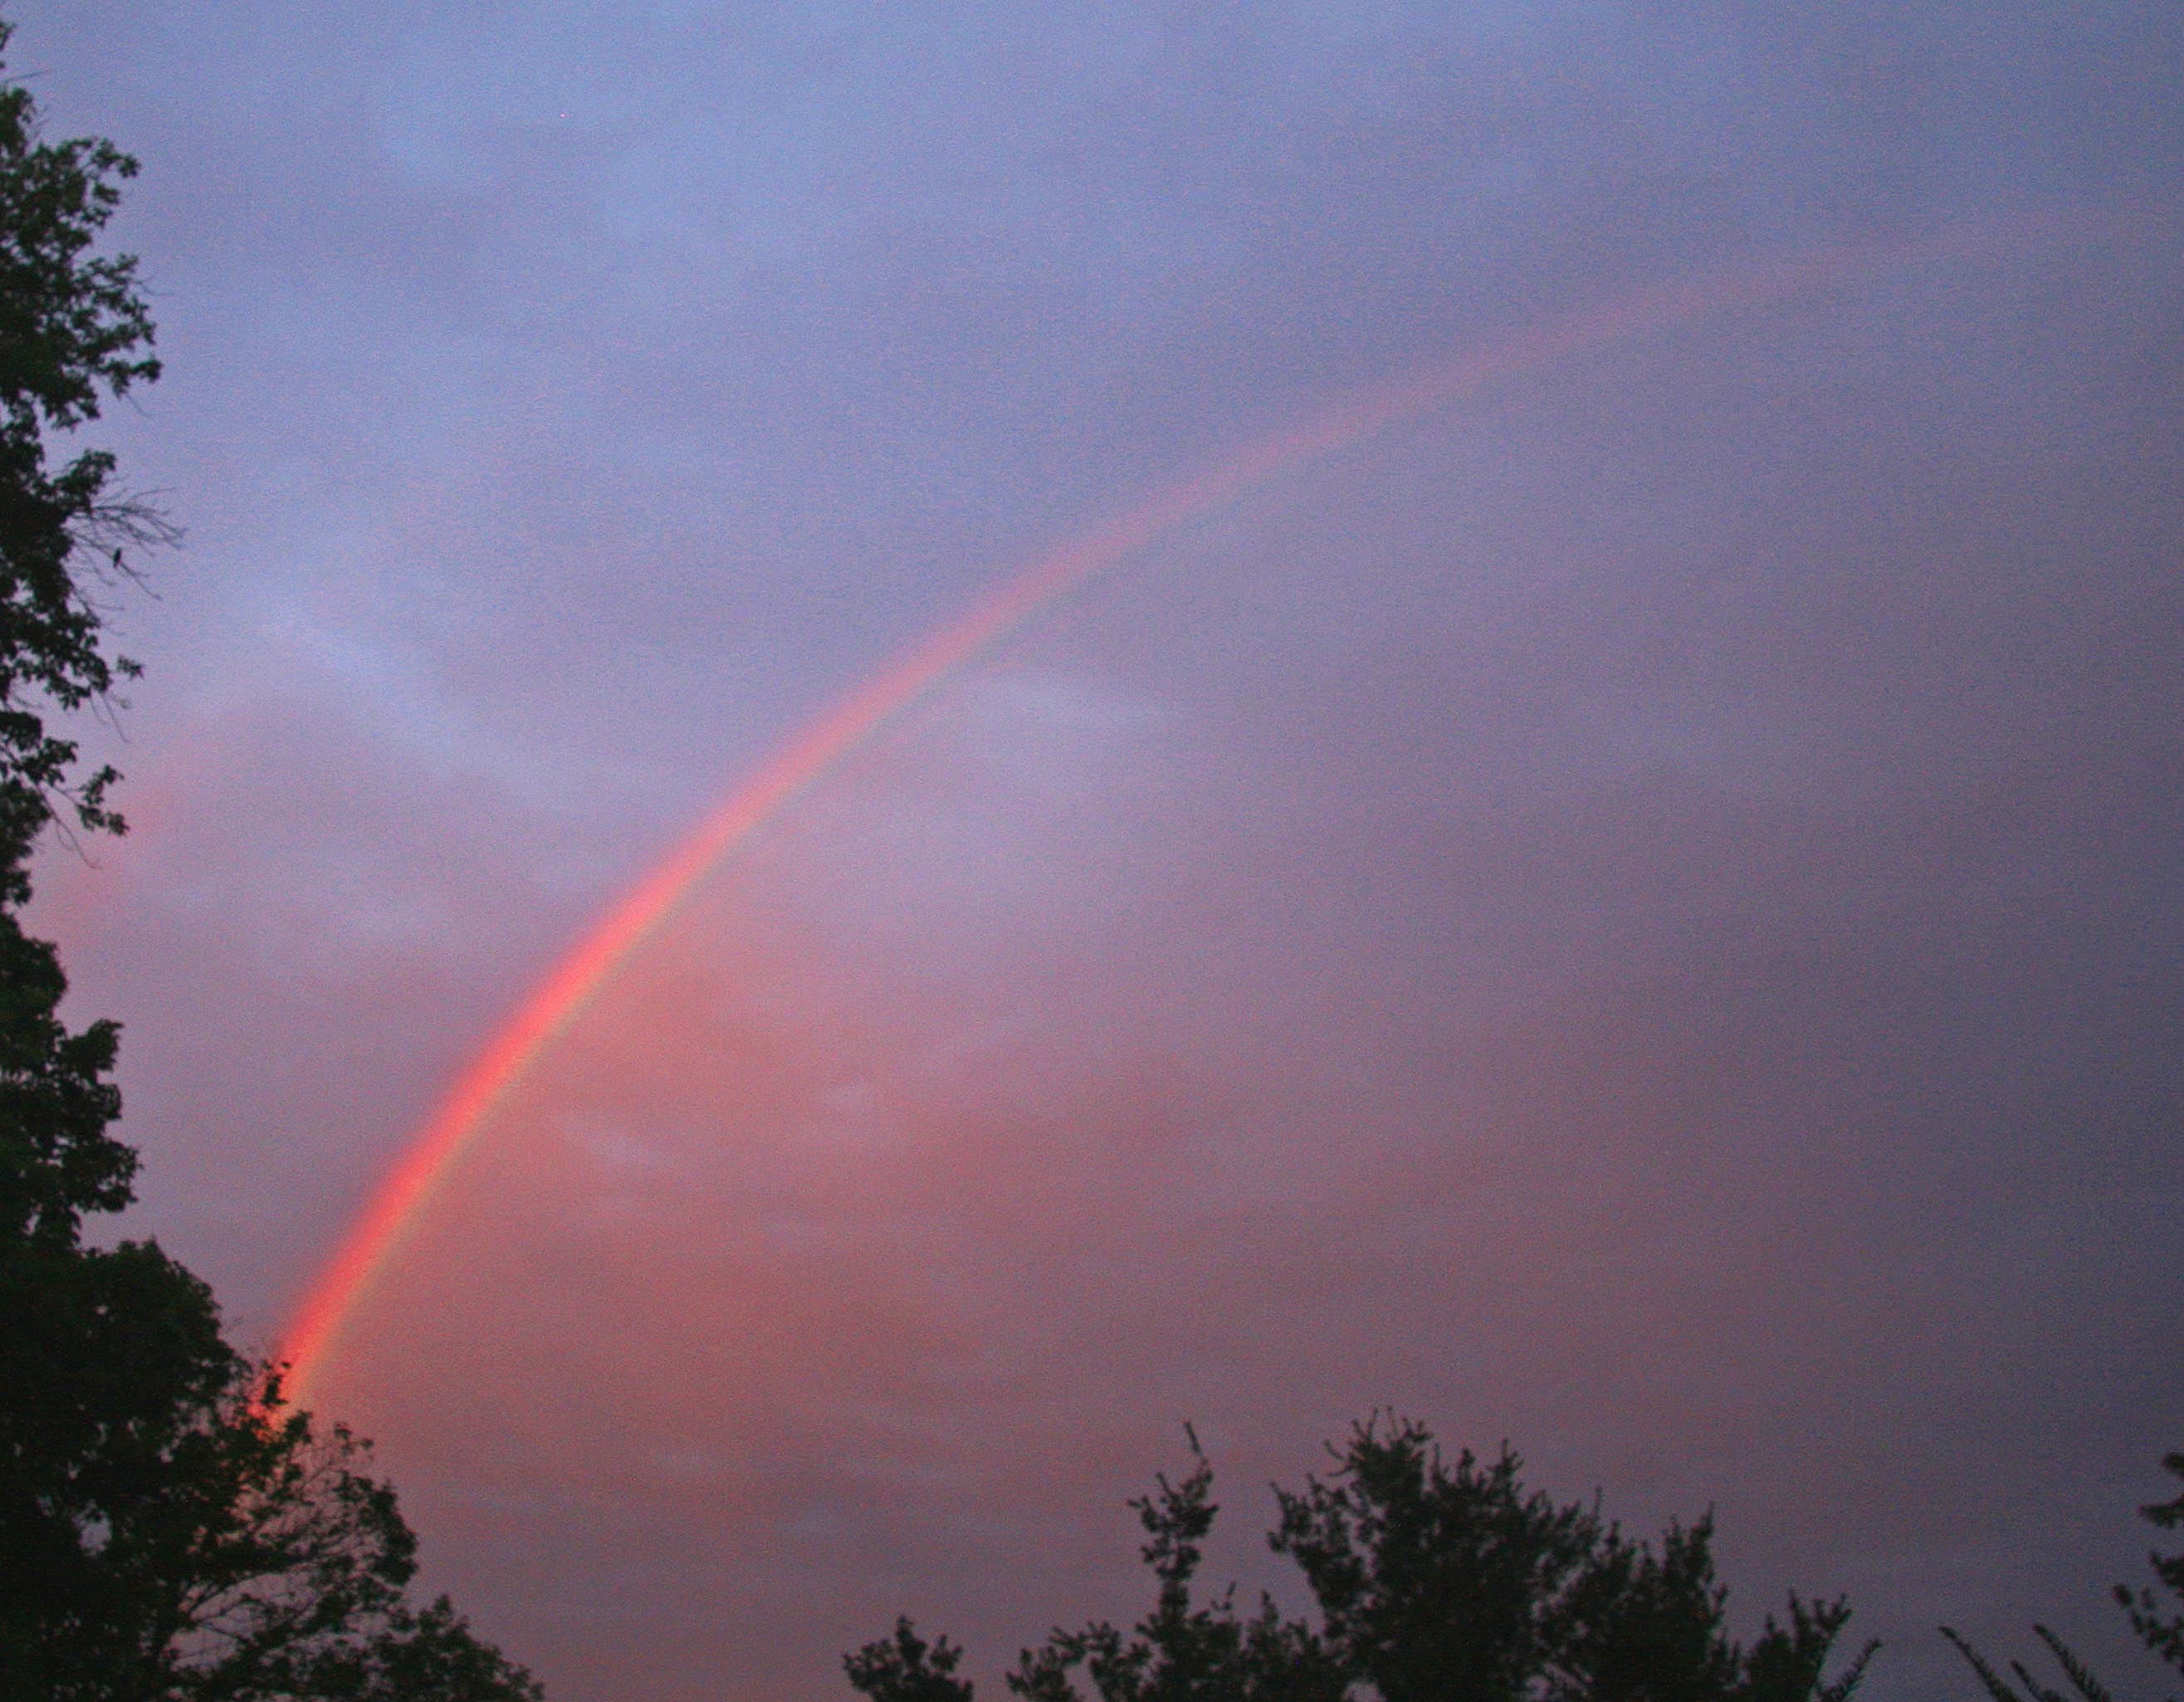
[{"xmin": 843, "ymin": 1421, "xmax": 2184, "ymax": 1702}]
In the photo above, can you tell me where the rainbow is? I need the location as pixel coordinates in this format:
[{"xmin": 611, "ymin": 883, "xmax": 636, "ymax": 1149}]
[{"xmin": 279, "ymin": 240, "xmax": 1889, "ymax": 1403}]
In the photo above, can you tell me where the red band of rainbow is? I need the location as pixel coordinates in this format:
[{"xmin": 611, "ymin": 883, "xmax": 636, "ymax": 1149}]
[{"xmin": 279, "ymin": 238, "xmax": 1895, "ymax": 1404}]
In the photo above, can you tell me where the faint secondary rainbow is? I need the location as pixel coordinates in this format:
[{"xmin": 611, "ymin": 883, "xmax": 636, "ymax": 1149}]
[{"xmin": 279, "ymin": 238, "xmax": 1892, "ymax": 1403}]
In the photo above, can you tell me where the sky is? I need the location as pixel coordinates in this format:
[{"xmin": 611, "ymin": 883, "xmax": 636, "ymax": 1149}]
[{"xmin": 12, "ymin": 2, "xmax": 2183, "ymax": 1699}]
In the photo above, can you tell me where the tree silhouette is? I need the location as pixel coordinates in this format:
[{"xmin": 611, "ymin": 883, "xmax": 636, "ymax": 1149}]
[
  {"xmin": 1271, "ymin": 1419, "xmax": 1595, "ymax": 1702},
  {"xmin": 1005, "ymin": 1429, "xmax": 1346, "ymax": 1702},
  {"xmin": 1943, "ymin": 1451, "xmax": 2184, "ymax": 1702},
  {"xmin": 2118, "ymin": 1455, "xmax": 2184, "ymax": 1689},
  {"xmin": 1273, "ymin": 1417, "xmax": 1870, "ymax": 1702},
  {"xmin": 846, "ymin": 1418, "xmax": 1873, "ymax": 1702},
  {"xmin": 846, "ymin": 1619, "xmax": 980, "ymax": 1702},
  {"xmin": 0, "ymin": 17, "xmax": 538, "ymax": 1696}
]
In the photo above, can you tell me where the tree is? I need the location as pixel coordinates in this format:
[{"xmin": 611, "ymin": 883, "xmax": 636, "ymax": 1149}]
[
  {"xmin": 1005, "ymin": 1430, "xmax": 1346, "ymax": 1702},
  {"xmin": 845, "ymin": 1620, "xmax": 980, "ymax": 1702},
  {"xmin": 0, "ymin": 15, "xmax": 164, "ymax": 853},
  {"xmin": 0, "ymin": 18, "xmax": 540, "ymax": 1697},
  {"xmin": 1271, "ymin": 1417, "xmax": 1872, "ymax": 1702},
  {"xmin": 1942, "ymin": 1450, "xmax": 2184, "ymax": 1702},
  {"xmin": 844, "ymin": 1418, "xmax": 1874, "ymax": 1702},
  {"xmin": 18, "ymin": 1366, "xmax": 540, "ymax": 1700},
  {"xmin": 1269, "ymin": 1420, "xmax": 1595, "ymax": 1702},
  {"xmin": 2117, "ymin": 1455, "xmax": 2184, "ymax": 1688}
]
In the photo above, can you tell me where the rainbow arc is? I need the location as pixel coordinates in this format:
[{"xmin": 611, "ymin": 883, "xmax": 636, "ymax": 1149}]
[{"xmin": 281, "ymin": 238, "xmax": 1898, "ymax": 1403}]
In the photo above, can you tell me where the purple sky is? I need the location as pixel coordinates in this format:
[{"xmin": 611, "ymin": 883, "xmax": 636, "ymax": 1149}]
[{"xmin": 14, "ymin": 4, "xmax": 2184, "ymax": 1700}]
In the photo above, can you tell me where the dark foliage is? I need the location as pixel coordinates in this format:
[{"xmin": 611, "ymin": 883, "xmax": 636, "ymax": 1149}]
[
  {"xmin": 0, "ymin": 19, "xmax": 540, "ymax": 1697},
  {"xmin": 846, "ymin": 1619, "xmax": 980, "ymax": 1702},
  {"xmin": 0, "ymin": 18, "xmax": 164, "ymax": 849},
  {"xmin": 1005, "ymin": 1430, "xmax": 1347, "ymax": 1702},
  {"xmin": 10, "ymin": 1359, "xmax": 540, "ymax": 1700},
  {"xmin": 1270, "ymin": 1420, "xmax": 1596, "ymax": 1702},
  {"xmin": 1944, "ymin": 1451, "xmax": 2184, "ymax": 1702},
  {"xmin": 846, "ymin": 1418, "xmax": 1872, "ymax": 1702},
  {"xmin": 2118, "ymin": 1455, "xmax": 2184, "ymax": 1685},
  {"xmin": 1272, "ymin": 1416, "xmax": 1872, "ymax": 1702}
]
